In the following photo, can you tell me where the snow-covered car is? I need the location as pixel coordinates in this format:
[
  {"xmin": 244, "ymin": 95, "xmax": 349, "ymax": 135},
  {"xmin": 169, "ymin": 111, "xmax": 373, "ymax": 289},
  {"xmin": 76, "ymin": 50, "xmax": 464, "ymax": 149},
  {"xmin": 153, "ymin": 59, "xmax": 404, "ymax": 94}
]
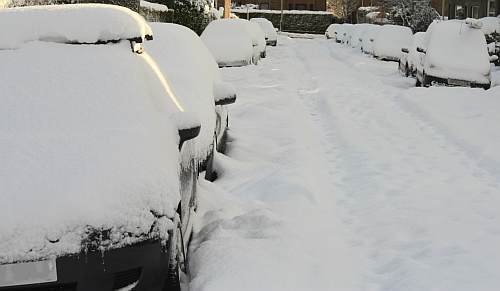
[
  {"xmin": 416, "ymin": 19, "xmax": 491, "ymax": 89},
  {"xmin": 349, "ymin": 23, "xmax": 371, "ymax": 49},
  {"xmin": 338, "ymin": 23, "xmax": 354, "ymax": 44},
  {"xmin": 146, "ymin": 22, "xmax": 237, "ymax": 181},
  {"xmin": 399, "ymin": 31, "xmax": 426, "ymax": 77},
  {"xmin": 251, "ymin": 17, "xmax": 278, "ymax": 46},
  {"xmin": 325, "ymin": 23, "xmax": 340, "ymax": 40},
  {"xmin": 0, "ymin": 5, "xmax": 201, "ymax": 290},
  {"xmin": 373, "ymin": 24, "xmax": 413, "ymax": 61},
  {"xmin": 201, "ymin": 19, "xmax": 254, "ymax": 67},
  {"xmin": 361, "ymin": 24, "xmax": 381, "ymax": 55},
  {"xmin": 248, "ymin": 21, "xmax": 267, "ymax": 60},
  {"xmin": 480, "ymin": 17, "xmax": 500, "ymax": 66}
]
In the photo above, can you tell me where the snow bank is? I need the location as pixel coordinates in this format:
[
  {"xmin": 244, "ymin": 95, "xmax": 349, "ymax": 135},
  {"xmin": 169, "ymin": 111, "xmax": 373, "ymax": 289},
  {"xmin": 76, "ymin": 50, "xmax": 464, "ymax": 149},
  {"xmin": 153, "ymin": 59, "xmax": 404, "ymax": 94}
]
[
  {"xmin": 403, "ymin": 86, "xmax": 500, "ymax": 166},
  {"xmin": 0, "ymin": 41, "xmax": 181, "ymax": 264},
  {"xmin": 0, "ymin": 4, "xmax": 152, "ymax": 49},
  {"xmin": 140, "ymin": 0, "xmax": 168, "ymax": 12},
  {"xmin": 146, "ymin": 23, "xmax": 219, "ymax": 164},
  {"xmin": 373, "ymin": 24, "xmax": 412, "ymax": 61},
  {"xmin": 425, "ymin": 20, "xmax": 490, "ymax": 84},
  {"xmin": 201, "ymin": 19, "xmax": 254, "ymax": 66}
]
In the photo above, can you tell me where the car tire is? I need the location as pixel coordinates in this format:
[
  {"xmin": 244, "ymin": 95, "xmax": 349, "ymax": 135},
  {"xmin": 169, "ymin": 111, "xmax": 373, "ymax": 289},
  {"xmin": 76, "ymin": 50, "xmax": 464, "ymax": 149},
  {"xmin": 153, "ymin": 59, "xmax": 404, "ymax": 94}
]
[
  {"xmin": 204, "ymin": 138, "xmax": 218, "ymax": 182},
  {"xmin": 416, "ymin": 77, "xmax": 422, "ymax": 87}
]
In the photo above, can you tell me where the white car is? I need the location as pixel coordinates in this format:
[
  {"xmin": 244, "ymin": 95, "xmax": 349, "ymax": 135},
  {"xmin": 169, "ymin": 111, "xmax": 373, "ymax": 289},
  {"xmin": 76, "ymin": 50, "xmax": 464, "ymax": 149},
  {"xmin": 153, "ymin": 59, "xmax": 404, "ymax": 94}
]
[
  {"xmin": 361, "ymin": 24, "xmax": 381, "ymax": 55},
  {"xmin": 350, "ymin": 23, "xmax": 371, "ymax": 49},
  {"xmin": 0, "ymin": 4, "xmax": 201, "ymax": 290},
  {"xmin": 248, "ymin": 21, "xmax": 267, "ymax": 60},
  {"xmin": 325, "ymin": 23, "xmax": 341, "ymax": 41},
  {"xmin": 339, "ymin": 23, "xmax": 354, "ymax": 45},
  {"xmin": 399, "ymin": 31, "xmax": 426, "ymax": 77},
  {"xmin": 373, "ymin": 24, "xmax": 413, "ymax": 61},
  {"xmin": 201, "ymin": 19, "xmax": 254, "ymax": 67},
  {"xmin": 146, "ymin": 23, "xmax": 237, "ymax": 181},
  {"xmin": 416, "ymin": 19, "xmax": 491, "ymax": 89},
  {"xmin": 251, "ymin": 17, "xmax": 278, "ymax": 46}
]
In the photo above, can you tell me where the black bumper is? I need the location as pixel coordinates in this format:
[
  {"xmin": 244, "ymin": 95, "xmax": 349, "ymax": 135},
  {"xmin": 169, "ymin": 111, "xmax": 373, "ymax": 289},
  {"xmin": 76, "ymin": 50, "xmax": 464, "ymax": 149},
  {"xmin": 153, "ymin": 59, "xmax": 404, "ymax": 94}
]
[
  {"xmin": 0, "ymin": 240, "xmax": 169, "ymax": 291},
  {"xmin": 425, "ymin": 74, "xmax": 490, "ymax": 90}
]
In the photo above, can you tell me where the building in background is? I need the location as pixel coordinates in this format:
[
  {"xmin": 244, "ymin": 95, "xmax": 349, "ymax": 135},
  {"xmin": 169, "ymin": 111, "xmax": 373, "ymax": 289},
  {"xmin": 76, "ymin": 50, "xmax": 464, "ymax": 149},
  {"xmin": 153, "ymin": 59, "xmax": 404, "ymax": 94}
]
[{"xmin": 448, "ymin": 0, "xmax": 499, "ymax": 18}]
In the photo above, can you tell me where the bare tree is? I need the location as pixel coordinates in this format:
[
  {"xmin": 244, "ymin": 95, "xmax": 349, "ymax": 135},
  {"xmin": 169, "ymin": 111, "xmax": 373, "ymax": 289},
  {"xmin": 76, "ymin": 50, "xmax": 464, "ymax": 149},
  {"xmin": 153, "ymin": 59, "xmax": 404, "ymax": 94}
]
[{"xmin": 328, "ymin": 0, "xmax": 359, "ymax": 23}]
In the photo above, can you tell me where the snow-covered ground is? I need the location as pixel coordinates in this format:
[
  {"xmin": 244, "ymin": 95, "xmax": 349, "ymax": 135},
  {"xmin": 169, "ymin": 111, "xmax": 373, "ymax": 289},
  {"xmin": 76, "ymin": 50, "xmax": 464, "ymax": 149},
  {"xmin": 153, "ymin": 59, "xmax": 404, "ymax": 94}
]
[{"xmin": 188, "ymin": 35, "xmax": 500, "ymax": 291}]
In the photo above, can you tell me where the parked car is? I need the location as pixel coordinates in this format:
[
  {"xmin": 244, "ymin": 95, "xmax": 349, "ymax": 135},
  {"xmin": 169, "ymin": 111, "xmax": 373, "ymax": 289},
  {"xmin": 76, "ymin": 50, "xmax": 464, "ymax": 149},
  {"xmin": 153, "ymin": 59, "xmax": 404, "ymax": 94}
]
[
  {"xmin": 361, "ymin": 24, "xmax": 381, "ymax": 55},
  {"xmin": 146, "ymin": 22, "xmax": 237, "ymax": 181},
  {"xmin": 399, "ymin": 32, "xmax": 426, "ymax": 77},
  {"xmin": 201, "ymin": 19, "xmax": 254, "ymax": 67},
  {"xmin": 349, "ymin": 23, "xmax": 371, "ymax": 49},
  {"xmin": 373, "ymin": 25, "xmax": 413, "ymax": 61},
  {"xmin": 0, "ymin": 5, "xmax": 200, "ymax": 290},
  {"xmin": 248, "ymin": 21, "xmax": 267, "ymax": 60},
  {"xmin": 251, "ymin": 17, "xmax": 278, "ymax": 46},
  {"xmin": 325, "ymin": 23, "xmax": 341, "ymax": 40},
  {"xmin": 338, "ymin": 23, "xmax": 354, "ymax": 44},
  {"xmin": 415, "ymin": 19, "xmax": 491, "ymax": 89},
  {"xmin": 480, "ymin": 17, "xmax": 500, "ymax": 66}
]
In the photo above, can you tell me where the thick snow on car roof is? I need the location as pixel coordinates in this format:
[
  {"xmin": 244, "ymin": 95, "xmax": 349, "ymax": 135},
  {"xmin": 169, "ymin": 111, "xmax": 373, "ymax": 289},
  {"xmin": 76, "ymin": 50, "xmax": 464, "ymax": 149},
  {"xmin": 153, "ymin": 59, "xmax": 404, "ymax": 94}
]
[
  {"xmin": 426, "ymin": 20, "xmax": 491, "ymax": 81},
  {"xmin": 373, "ymin": 25, "xmax": 412, "ymax": 59},
  {"xmin": 0, "ymin": 41, "xmax": 181, "ymax": 264},
  {"xmin": 146, "ymin": 23, "xmax": 219, "ymax": 164},
  {"xmin": 0, "ymin": 4, "xmax": 153, "ymax": 49},
  {"xmin": 201, "ymin": 19, "xmax": 254, "ymax": 65}
]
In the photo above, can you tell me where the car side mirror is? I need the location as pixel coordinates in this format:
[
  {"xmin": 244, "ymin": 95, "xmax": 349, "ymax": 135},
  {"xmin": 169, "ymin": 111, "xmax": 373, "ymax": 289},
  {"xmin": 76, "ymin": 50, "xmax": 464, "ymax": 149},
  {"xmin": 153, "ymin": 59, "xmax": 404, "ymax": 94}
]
[
  {"xmin": 173, "ymin": 112, "xmax": 201, "ymax": 150},
  {"xmin": 490, "ymin": 55, "xmax": 499, "ymax": 63},
  {"xmin": 401, "ymin": 48, "xmax": 409, "ymax": 53},
  {"xmin": 214, "ymin": 82, "xmax": 237, "ymax": 106},
  {"xmin": 416, "ymin": 47, "xmax": 426, "ymax": 54}
]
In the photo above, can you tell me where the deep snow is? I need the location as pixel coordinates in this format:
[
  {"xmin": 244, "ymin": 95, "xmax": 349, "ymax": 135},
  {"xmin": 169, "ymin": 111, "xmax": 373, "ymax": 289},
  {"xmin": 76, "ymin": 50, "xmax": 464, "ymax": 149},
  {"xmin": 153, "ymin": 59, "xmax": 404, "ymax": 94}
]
[{"xmin": 188, "ymin": 35, "xmax": 500, "ymax": 291}]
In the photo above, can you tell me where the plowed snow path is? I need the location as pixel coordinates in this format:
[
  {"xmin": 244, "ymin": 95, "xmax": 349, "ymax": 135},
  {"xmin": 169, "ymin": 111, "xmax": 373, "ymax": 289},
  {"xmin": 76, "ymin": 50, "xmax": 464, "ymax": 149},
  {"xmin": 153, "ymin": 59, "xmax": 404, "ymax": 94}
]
[{"xmin": 189, "ymin": 36, "xmax": 500, "ymax": 291}]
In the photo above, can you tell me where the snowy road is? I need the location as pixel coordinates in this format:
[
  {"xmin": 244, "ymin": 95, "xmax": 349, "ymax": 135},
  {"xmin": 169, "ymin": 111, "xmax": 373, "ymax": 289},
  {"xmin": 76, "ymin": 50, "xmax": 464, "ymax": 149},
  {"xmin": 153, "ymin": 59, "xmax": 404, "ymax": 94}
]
[{"xmin": 188, "ymin": 35, "xmax": 500, "ymax": 291}]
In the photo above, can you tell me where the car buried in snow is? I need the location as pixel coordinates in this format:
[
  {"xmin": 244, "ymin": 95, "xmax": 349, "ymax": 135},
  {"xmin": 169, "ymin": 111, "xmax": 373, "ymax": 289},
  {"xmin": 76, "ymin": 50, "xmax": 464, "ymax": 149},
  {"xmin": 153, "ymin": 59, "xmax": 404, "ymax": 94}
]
[
  {"xmin": 0, "ymin": 5, "xmax": 200, "ymax": 291},
  {"xmin": 251, "ymin": 17, "xmax": 278, "ymax": 46},
  {"xmin": 201, "ymin": 19, "xmax": 255, "ymax": 68},
  {"xmin": 399, "ymin": 31, "xmax": 426, "ymax": 77},
  {"xmin": 325, "ymin": 23, "xmax": 340, "ymax": 41},
  {"xmin": 146, "ymin": 22, "xmax": 237, "ymax": 181},
  {"xmin": 248, "ymin": 21, "xmax": 267, "ymax": 60},
  {"xmin": 415, "ymin": 19, "xmax": 492, "ymax": 89},
  {"xmin": 373, "ymin": 25, "xmax": 413, "ymax": 62}
]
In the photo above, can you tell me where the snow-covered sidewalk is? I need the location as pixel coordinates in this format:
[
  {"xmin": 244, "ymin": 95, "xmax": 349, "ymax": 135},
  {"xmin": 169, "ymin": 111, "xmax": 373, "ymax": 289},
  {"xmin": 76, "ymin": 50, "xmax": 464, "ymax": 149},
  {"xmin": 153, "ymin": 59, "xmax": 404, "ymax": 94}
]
[{"xmin": 188, "ymin": 36, "xmax": 500, "ymax": 291}]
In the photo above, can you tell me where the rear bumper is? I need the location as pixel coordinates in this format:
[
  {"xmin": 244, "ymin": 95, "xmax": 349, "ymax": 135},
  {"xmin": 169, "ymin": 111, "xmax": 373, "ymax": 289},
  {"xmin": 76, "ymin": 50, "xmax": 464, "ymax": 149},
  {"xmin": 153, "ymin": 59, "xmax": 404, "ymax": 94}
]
[
  {"xmin": 0, "ymin": 240, "xmax": 169, "ymax": 291},
  {"xmin": 266, "ymin": 40, "xmax": 277, "ymax": 46},
  {"xmin": 425, "ymin": 74, "xmax": 491, "ymax": 89},
  {"xmin": 218, "ymin": 59, "xmax": 251, "ymax": 68}
]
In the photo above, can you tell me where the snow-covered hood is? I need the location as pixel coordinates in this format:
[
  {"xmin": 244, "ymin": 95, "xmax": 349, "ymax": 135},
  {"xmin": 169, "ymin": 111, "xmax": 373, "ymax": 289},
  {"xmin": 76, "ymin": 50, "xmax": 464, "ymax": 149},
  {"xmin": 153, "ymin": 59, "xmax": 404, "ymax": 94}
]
[
  {"xmin": 425, "ymin": 20, "xmax": 491, "ymax": 84},
  {"xmin": 0, "ymin": 4, "xmax": 153, "ymax": 49},
  {"xmin": 0, "ymin": 41, "xmax": 181, "ymax": 264}
]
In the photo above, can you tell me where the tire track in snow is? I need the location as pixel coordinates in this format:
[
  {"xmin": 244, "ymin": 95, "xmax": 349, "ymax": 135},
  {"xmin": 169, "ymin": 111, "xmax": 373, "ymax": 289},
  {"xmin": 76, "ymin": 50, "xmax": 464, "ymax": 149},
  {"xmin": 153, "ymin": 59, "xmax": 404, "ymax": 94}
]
[{"xmin": 296, "ymin": 39, "xmax": 500, "ymax": 291}]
